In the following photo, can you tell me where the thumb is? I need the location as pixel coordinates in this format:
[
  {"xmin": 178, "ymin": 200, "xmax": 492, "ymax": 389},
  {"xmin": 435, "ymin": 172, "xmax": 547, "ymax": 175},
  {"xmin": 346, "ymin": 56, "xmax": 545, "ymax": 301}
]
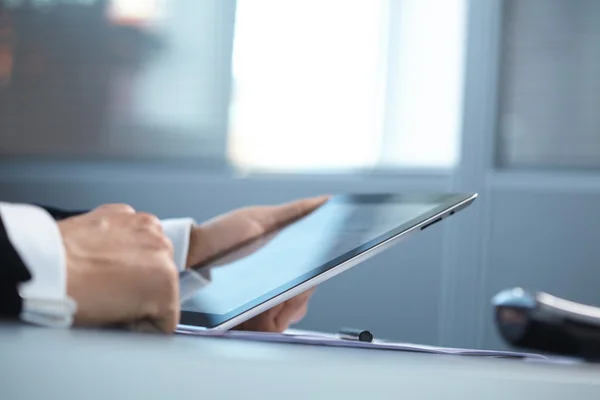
[
  {"xmin": 189, "ymin": 195, "xmax": 330, "ymax": 266},
  {"xmin": 188, "ymin": 196, "xmax": 329, "ymax": 265}
]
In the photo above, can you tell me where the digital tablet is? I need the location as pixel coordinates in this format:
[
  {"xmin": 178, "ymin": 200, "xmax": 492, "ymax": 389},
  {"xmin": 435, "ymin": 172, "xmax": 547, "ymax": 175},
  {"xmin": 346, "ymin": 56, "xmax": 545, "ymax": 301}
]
[{"xmin": 177, "ymin": 193, "xmax": 477, "ymax": 331}]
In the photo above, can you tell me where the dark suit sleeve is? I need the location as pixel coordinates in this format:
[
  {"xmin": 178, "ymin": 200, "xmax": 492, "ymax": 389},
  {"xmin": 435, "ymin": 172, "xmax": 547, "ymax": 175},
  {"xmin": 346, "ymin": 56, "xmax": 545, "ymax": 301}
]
[
  {"xmin": 0, "ymin": 204, "xmax": 87, "ymax": 319},
  {"xmin": 35, "ymin": 205, "xmax": 86, "ymax": 221},
  {"xmin": 0, "ymin": 215, "xmax": 32, "ymax": 318}
]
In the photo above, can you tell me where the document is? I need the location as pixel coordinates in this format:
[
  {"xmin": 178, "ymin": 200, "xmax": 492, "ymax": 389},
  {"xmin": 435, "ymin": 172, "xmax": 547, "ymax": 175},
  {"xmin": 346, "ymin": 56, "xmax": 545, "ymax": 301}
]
[{"xmin": 175, "ymin": 328, "xmax": 548, "ymax": 360}]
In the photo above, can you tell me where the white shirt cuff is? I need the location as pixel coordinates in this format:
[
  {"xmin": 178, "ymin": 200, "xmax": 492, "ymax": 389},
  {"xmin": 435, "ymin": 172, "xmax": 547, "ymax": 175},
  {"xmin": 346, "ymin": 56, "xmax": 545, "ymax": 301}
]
[
  {"xmin": 160, "ymin": 219, "xmax": 213, "ymax": 302},
  {"xmin": 160, "ymin": 218, "xmax": 196, "ymax": 272},
  {"xmin": 0, "ymin": 202, "xmax": 76, "ymax": 328}
]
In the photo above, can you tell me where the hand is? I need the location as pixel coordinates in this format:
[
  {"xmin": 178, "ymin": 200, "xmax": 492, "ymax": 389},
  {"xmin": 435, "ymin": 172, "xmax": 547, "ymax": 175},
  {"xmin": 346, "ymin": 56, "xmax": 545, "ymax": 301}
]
[
  {"xmin": 234, "ymin": 288, "xmax": 315, "ymax": 333},
  {"xmin": 187, "ymin": 196, "xmax": 329, "ymax": 332},
  {"xmin": 58, "ymin": 204, "xmax": 179, "ymax": 332}
]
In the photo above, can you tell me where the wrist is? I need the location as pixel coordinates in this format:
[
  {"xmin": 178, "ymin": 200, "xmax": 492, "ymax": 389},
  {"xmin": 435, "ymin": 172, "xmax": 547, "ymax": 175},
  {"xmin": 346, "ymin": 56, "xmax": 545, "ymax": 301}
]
[{"xmin": 186, "ymin": 225, "xmax": 203, "ymax": 268}]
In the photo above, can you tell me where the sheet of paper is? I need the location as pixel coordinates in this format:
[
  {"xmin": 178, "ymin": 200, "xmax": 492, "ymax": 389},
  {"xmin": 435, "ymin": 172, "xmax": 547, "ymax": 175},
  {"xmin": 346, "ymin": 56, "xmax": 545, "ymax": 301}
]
[{"xmin": 175, "ymin": 328, "xmax": 548, "ymax": 360}]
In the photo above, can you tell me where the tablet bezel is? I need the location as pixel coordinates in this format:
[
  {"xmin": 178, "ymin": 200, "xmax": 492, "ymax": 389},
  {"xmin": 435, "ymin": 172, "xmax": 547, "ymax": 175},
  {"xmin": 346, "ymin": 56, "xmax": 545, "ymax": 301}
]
[{"xmin": 178, "ymin": 192, "xmax": 477, "ymax": 330}]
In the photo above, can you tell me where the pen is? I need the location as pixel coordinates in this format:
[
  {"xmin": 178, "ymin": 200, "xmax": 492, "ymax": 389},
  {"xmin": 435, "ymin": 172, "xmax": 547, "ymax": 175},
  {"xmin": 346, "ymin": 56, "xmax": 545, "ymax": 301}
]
[{"xmin": 337, "ymin": 327, "xmax": 374, "ymax": 343}]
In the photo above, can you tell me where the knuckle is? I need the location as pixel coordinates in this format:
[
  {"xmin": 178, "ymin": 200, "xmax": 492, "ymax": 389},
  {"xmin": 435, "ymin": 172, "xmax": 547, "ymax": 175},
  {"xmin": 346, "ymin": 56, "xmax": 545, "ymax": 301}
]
[
  {"xmin": 157, "ymin": 235, "xmax": 174, "ymax": 253},
  {"xmin": 90, "ymin": 215, "xmax": 110, "ymax": 230},
  {"xmin": 165, "ymin": 264, "xmax": 179, "ymax": 289},
  {"xmin": 97, "ymin": 203, "xmax": 136, "ymax": 214},
  {"xmin": 155, "ymin": 259, "xmax": 177, "ymax": 281},
  {"xmin": 136, "ymin": 212, "xmax": 162, "ymax": 228},
  {"xmin": 161, "ymin": 236, "xmax": 173, "ymax": 254}
]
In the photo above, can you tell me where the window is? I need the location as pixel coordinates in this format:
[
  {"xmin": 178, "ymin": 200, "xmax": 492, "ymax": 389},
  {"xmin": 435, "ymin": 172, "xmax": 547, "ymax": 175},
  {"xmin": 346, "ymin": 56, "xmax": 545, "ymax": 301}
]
[
  {"xmin": 228, "ymin": 0, "xmax": 467, "ymax": 172},
  {"xmin": 497, "ymin": 0, "xmax": 600, "ymax": 169},
  {"xmin": 0, "ymin": 0, "xmax": 466, "ymax": 171},
  {"xmin": 0, "ymin": 0, "xmax": 233, "ymax": 160}
]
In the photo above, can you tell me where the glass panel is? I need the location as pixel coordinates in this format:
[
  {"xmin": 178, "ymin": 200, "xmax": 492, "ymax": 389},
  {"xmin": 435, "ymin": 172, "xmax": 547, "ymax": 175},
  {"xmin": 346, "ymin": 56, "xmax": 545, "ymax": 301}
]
[
  {"xmin": 497, "ymin": 0, "xmax": 600, "ymax": 169},
  {"xmin": 227, "ymin": 0, "xmax": 388, "ymax": 172},
  {"xmin": 227, "ymin": 0, "xmax": 466, "ymax": 172},
  {"xmin": 381, "ymin": 0, "xmax": 466, "ymax": 169},
  {"xmin": 0, "ymin": 0, "xmax": 467, "ymax": 171},
  {"xmin": 0, "ymin": 0, "xmax": 232, "ymax": 159}
]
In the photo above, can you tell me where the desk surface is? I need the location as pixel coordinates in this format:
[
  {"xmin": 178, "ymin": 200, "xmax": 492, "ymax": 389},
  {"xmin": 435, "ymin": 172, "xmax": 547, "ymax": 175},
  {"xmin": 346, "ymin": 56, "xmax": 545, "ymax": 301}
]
[{"xmin": 2, "ymin": 323, "xmax": 600, "ymax": 399}]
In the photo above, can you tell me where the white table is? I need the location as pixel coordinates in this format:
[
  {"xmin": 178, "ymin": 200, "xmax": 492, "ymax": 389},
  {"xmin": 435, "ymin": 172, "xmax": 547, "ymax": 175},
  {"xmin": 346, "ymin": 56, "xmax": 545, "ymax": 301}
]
[{"xmin": 2, "ymin": 322, "xmax": 600, "ymax": 399}]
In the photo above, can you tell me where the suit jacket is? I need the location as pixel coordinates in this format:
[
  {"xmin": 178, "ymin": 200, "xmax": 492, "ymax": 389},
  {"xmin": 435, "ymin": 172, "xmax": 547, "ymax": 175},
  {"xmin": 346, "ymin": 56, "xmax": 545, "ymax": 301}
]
[{"xmin": 0, "ymin": 205, "xmax": 84, "ymax": 319}]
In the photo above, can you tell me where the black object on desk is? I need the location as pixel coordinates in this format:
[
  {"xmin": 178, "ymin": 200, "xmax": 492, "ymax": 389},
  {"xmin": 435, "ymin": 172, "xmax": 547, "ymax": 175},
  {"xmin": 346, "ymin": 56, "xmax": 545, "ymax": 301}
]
[
  {"xmin": 338, "ymin": 327, "xmax": 374, "ymax": 343},
  {"xmin": 493, "ymin": 288, "xmax": 600, "ymax": 361}
]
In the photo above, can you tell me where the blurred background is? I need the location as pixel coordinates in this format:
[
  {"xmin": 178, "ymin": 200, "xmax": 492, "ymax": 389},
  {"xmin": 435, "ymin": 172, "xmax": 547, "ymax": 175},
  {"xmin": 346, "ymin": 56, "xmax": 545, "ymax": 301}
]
[{"xmin": 1, "ymin": 0, "xmax": 599, "ymax": 350}]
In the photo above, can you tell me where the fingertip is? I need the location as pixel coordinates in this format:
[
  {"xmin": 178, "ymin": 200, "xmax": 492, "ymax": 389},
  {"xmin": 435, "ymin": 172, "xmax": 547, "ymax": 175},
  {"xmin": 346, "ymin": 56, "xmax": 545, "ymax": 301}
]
[
  {"xmin": 310, "ymin": 194, "xmax": 331, "ymax": 206},
  {"xmin": 297, "ymin": 195, "xmax": 331, "ymax": 214},
  {"xmin": 290, "ymin": 194, "xmax": 331, "ymax": 210}
]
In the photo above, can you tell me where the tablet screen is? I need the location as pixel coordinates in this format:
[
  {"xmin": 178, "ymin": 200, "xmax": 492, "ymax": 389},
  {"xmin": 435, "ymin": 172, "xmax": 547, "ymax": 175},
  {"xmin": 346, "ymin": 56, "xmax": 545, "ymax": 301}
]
[{"xmin": 180, "ymin": 193, "xmax": 475, "ymax": 328}]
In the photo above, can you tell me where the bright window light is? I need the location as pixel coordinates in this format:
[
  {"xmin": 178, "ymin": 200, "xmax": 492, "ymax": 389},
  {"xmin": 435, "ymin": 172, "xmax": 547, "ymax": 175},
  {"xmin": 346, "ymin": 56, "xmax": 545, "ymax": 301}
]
[
  {"xmin": 382, "ymin": 0, "xmax": 466, "ymax": 168},
  {"xmin": 227, "ymin": 0, "xmax": 388, "ymax": 172},
  {"xmin": 107, "ymin": 0, "xmax": 164, "ymax": 25},
  {"xmin": 228, "ymin": 0, "xmax": 467, "ymax": 172}
]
